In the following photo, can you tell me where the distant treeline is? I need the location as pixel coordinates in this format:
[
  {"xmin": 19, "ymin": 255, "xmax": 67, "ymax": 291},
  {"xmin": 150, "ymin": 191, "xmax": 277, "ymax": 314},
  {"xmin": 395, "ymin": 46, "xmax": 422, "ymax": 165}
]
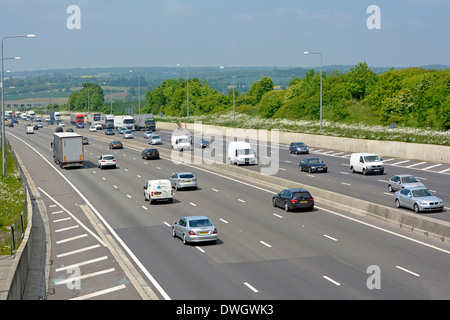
[{"xmin": 141, "ymin": 62, "xmax": 450, "ymax": 131}]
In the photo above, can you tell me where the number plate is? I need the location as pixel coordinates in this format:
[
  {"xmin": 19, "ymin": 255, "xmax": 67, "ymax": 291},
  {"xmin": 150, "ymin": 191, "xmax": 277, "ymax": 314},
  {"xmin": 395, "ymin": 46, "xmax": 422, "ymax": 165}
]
[{"xmin": 199, "ymin": 231, "xmax": 209, "ymax": 235}]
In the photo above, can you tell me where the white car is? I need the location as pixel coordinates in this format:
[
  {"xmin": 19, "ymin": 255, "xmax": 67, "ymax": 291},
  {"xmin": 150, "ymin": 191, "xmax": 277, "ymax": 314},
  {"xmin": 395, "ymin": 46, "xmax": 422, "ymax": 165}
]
[
  {"xmin": 59, "ymin": 122, "xmax": 65, "ymax": 127},
  {"xmin": 149, "ymin": 134, "xmax": 162, "ymax": 145},
  {"xmin": 123, "ymin": 130, "xmax": 134, "ymax": 139},
  {"xmin": 97, "ymin": 155, "xmax": 116, "ymax": 169},
  {"xmin": 89, "ymin": 126, "xmax": 97, "ymax": 132}
]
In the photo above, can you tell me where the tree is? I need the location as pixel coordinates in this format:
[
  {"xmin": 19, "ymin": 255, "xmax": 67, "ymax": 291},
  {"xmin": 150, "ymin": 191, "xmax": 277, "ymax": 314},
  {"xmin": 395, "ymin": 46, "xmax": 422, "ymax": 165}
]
[
  {"xmin": 247, "ymin": 76, "xmax": 274, "ymax": 103},
  {"xmin": 348, "ymin": 62, "xmax": 378, "ymax": 100}
]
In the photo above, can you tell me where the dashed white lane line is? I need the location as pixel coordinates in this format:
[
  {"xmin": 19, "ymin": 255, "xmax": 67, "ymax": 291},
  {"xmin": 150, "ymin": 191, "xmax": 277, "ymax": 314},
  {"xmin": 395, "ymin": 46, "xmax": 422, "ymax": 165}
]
[
  {"xmin": 55, "ymin": 225, "xmax": 79, "ymax": 233},
  {"xmin": 323, "ymin": 276, "xmax": 341, "ymax": 286},
  {"xmin": 324, "ymin": 235, "xmax": 338, "ymax": 242},
  {"xmin": 55, "ymin": 256, "xmax": 108, "ymax": 272},
  {"xmin": 189, "ymin": 202, "xmax": 197, "ymax": 206},
  {"xmin": 396, "ymin": 266, "xmax": 420, "ymax": 277},
  {"xmin": 220, "ymin": 218, "xmax": 229, "ymax": 224},
  {"xmin": 244, "ymin": 282, "xmax": 259, "ymax": 293},
  {"xmin": 56, "ymin": 234, "xmax": 88, "ymax": 244},
  {"xmin": 260, "ymin": 241, "xmax": 272, "ymax": 248}
]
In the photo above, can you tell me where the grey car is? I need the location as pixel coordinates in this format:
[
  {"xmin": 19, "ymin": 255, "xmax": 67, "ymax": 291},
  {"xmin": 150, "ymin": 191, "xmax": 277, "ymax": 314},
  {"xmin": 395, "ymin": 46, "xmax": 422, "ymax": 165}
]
[
  {"xmin": 172, "ymin": 216, "xmax": 218, "ymax": 244},
  {"xmin": 289, "ymin": 142, "xmax": 309, "ymax": 154},
  {"xmin": 170, "ymin": 172, "xmax": 197, "ymax": 190},
  {"xmin": 388, "ymin": 174, "xmax": 425, "ymax": 192},
  {"xmin": 394, "ymin": 187, "xmax": 444, "ymax": 213}
]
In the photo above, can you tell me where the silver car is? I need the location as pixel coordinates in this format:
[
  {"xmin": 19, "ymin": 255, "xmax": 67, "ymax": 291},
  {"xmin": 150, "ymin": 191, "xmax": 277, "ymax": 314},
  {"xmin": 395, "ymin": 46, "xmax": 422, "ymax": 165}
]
[
  {"xmin": 123, "ymin": 130, "xmax": 133, "ymax": 139},
  {"xmin": 172, "ymin": 216, "xmax": 218, "ymax": 244},
  {"xmin": 143, "ymin": 130, "xmax": 153, "ymax": 139},
  {"xmin": 170, "ymin": 172, "xmax": 197, "ymax": 190},
  {"xmin": 149, "ymin": 134, "xmax": 162, "ymax": 145},
  {"xmin": 395, "ymin": 187, "xmax": 444, "ymax": 213},
  {"xmin": 97, "ymin": 154, "xmax": 117, "ymax": 169},
  {"xmin": 388, "ymin": 174, "xmax": 425, "ymax": 192}
]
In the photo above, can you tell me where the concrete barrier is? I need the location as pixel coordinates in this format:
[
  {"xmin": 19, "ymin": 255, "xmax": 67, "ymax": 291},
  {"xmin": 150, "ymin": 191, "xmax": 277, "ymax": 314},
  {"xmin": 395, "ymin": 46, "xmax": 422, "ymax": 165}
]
[{"xmin": 157, "ymin": 121, "xmax": 450, "ymax": 164}]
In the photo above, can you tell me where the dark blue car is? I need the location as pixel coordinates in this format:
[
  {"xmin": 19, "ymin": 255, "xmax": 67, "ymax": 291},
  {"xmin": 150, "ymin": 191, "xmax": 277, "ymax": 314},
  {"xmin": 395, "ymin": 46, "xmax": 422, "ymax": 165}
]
[{"xmin": 299, "ymin": 158, "xmax": 328, "ymax": 173}]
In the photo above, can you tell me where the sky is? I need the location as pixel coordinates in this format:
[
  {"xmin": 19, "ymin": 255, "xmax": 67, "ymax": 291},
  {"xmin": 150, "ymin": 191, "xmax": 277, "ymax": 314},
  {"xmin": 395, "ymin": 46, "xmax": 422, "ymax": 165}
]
[{"xmin": 0, "ymin": 0, "xmax": 449, "ymax": 72}]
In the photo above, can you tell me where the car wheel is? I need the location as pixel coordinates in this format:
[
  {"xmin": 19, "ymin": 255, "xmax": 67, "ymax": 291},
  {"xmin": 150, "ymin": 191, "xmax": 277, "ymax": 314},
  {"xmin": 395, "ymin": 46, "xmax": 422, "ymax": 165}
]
[
  {"xmin": 414, "ymin": 203, "xmax": 420, "ymax": 213},
  {"xmin": 351, "ymin": 166, "xmax": 355, "ymax": 173},
  {"xmin": 284, "ymin": 202, "xmax": 290, "ymax": 212},
  {"xmin": 363, "ymin": 168, "xmax": 367, "ymax": 175},
  {"xmin": 395, "ymin": 198, "xmax": 400, "ymax": 208},
  {"xmin": 183, "ymin": 234, "xmax": 188, "ymax": 245},
  {"xmin": 308, "ymin": 167, "xmax": 312, "ymax": 173},
  {"xmin": 388, "ymin": 185, "xmax": 394, "ymax": 192},
  {"xmin": 172, "ymin": 227, "xmax": 176, "ymax": 238},
  {"xmin": 272, "ymin": 198, "xmax": 277, "ymax": 207}
]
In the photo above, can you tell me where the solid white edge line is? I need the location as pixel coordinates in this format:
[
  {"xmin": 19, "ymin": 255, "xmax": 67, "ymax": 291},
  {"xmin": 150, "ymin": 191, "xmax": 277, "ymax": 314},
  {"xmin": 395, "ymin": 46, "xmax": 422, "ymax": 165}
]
[{"xmin": 7, "ymin": 133, "xmax": 171, "ymax": 300}]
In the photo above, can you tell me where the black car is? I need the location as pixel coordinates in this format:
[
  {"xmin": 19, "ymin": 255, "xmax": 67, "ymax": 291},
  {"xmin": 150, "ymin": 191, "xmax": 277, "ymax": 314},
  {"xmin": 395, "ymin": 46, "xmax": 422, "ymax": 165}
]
[
  {"xmin": 289, "ymin": 142, "xmax": 309, "ymax": 154},
  {"xmin": 272, "ymin": 188, "xmax": 314, "ymax": 212},
  {"xmin": 299, "ymin": 158, "xmax": 327, "ymax": 173},
  {"xmin": 109, "ymin": 140, "xmax": 123, "ymax": 149},
  {"xmin": 55, "ymin": 126, "xmax": 63, "ymax": 132},
  {"xmin": 105, "ymin": 128, "xmax": 115, "ymax": 135},
  {"xmin": 141, "ymin": 148, "xmax": 160, "ymax": 160}
]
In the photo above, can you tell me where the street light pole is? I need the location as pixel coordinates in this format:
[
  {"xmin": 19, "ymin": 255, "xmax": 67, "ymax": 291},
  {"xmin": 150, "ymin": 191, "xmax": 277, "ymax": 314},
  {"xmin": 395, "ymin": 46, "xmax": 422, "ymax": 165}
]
[
  {"xmin": 2, "ymin": 34, "xmax": 36, "ymax": 179},
  {"xmin": 303, "ymin": 51, "xmax": 323, "ymax": 131}
]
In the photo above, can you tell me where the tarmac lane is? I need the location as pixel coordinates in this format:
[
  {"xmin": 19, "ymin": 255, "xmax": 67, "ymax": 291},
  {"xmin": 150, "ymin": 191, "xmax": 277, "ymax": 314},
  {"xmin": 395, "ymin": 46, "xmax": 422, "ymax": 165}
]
[{"xmin": 7, "ymin": 132, "xmax": 158, "ymax": 300}]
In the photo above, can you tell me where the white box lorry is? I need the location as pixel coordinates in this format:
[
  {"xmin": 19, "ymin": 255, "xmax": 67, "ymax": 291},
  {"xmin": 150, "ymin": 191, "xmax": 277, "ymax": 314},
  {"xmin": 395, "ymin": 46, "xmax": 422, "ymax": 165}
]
[
  {"xmin": 53, "ymin": 132, "xmax": 85, "ymax": 169},
  {"xmin": 227, "ymin": 141, "xmax": 257, "ymax": 165},
  {"xmin": 143, "ymin": 179, "xmax": 173, "ymax": 204},
  {"xmin": 114, "ymin": 115, "xmax": 135, "ymax": 131}
]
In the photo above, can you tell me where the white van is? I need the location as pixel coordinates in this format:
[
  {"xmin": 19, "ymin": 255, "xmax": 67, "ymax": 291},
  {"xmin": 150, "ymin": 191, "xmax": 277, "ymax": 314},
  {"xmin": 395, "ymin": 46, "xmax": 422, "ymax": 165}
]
[
  {"xmin": 171, "ymin": 134, "xmax": 190, "ymax": 151},
  {"xmin": 143, "ymin": 179, "xmax": 173, "ymax": 204},
  {"xmin": 26, "ymin": 124, "xmax": 34, "ymax": 134},
  {"xmin": 227, "ymin": 141, "xmax": 257, "ymax": 165},
  {"xmin": 350, "ymin": 153, "xmax": 384, "ymax": 175}
]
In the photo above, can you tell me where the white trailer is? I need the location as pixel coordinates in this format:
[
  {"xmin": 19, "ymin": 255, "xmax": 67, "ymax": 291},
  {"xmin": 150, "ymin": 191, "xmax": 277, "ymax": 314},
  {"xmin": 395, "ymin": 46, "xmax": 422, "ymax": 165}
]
[
  {"xmin": 100, "ymin": 114, "xmax": 114, "ymax": 129},
  {"xmin": 52, "ymin": 132, "xmax": 85, "ymax": 169}
]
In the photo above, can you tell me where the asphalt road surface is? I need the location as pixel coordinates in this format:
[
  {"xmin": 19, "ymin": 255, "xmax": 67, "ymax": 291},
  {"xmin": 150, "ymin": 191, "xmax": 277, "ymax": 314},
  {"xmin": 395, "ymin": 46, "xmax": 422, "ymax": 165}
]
[{"xmin": 5, "ymin": 121, "xmax": 450, "ymax": 300}]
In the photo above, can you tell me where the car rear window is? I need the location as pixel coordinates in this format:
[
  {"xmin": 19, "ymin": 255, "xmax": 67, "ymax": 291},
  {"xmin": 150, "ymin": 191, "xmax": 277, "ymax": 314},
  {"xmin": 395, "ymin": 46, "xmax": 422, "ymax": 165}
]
[
  {"xmin": 180, "ymin": 174, "xmax": 194, "ymax": 179},
  {"xmin": 103, "ymin": 156, "xmax": 114, "ymax": 160},
  {"xmin": 189, "ymin": 219, "xmax": 212, "ymax": 227},
  {"xmin": 293, "ymin": 192, "xmax": 312, "ymax": 199}
]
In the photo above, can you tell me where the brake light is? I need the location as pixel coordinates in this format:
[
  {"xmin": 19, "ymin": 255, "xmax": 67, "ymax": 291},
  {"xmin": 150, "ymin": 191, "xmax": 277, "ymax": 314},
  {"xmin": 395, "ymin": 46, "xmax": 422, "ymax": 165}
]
[
  {"xmin": 150, "ymin": 192, "xmax": 154, "ymax": 197},
  {"xmin": 290, "ymin": 199, "xmax": 298, "ymax": 203},
  {"xmin": 188, "ymin": 230, "xmax": 196, "ymax": 236},
  {"xmin": 309, "ymin": 198, "xmax": 314, "ymax": 202},
  {"xmin": 213, "ymin": 228, "xmax": 217, "ymax": 234}
]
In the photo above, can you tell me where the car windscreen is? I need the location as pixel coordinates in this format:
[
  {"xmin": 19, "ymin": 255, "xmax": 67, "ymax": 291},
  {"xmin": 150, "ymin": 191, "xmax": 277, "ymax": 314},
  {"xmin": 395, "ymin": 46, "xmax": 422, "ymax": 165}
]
[
  {"xmin": 189, "ymin": 219, "xmax": 212, "ymax": 228},
  {"xmin": 294, "ymin": 143, "xmax": 306, "ymax": 147},
  {"xmin": 412, "ymin": 189, "xmax": 433, "ymax": 197},
  {"xmin": 308, "ymin": 159, "xmax": 321, "ymax": 164},
  {"xmin": 237, "ymin": 149, "xmax": 253, "ymax": 155},
  {"xmin": 364, "ymin": 155, "xmax": 381, "ymax": 162}
]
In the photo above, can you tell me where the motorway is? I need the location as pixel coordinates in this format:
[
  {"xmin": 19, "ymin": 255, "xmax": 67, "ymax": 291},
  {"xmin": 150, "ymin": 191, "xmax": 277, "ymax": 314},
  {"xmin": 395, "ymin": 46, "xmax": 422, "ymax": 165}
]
[{"xmin": 5, "ymin": 121, "xmax": 450, "ymax": 300}]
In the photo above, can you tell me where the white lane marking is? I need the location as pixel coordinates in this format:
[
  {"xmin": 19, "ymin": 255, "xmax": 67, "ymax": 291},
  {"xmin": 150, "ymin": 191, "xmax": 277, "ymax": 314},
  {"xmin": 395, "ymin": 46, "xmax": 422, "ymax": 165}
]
[
  {"xmin": 341, "ymin": 182, "xmax": 351, "ymax": 186},
  {"xmin": 244, "ymin": 282, "xmax": 259, "ymax": 293},
  {"xmin": 273, "ymin": 213, "xmax": 283, "ymax": 219},
  {"xmin": 391, "ymin": 160, "xmax": 410, "ymax": 166},
  {"xmin": 260, "ymin": 241, "xmax": 272, "ymax": 248},
  {"xmin": 189, "ymin": 202, "xmax": 197, "ymax": 206},
  {"xmin": 396, "ymin": 266, "xmax": 420, "ymax": 277},
  {"xmin": 56, "ymin": 234, "xmax": 88, "ymax": 244},
  {"xmin": 212, "ymin": 188, "xmax": 219, "ymax": 192},
  {"xmin": 53, "ymin": 217, "xmax": 72, "ymax": 223},
  {"xmin": 56, "ymin": 244, "xmax": 101, "ymax": 258},
  {"xmin": 407, "ymin": 162, "xmax": 425, "ymax": 168},
  {"xmin": 323, "ymin": 276, "xmax": 341, "ymax": 286},
  {"xmin": 423, "ymin": 164, "xmax": 441, "ymax": 170},
  {"xmin": 51, "ymin": 210, "xmax": 63, "ymax": 215},
  {"xmin": 70, "ymin": 284, "xmax": 126, "ymax": 300},
  {"xmin": 55, "ymin": 225, "xmax": 79, "ymax": 233},
  {"xmin": 220, "ymin": 218, "xmax": 228, "ymax": 224},
  {"xmin": 324, "ymin": 235, "xmax": 338, "ymax": 242},
  {"xmin": 196, "ymin": 246, "xmax": 205, "ymax": 253},
  {"xmin": 238, "ymin": 199, "xmax": 246, "ymax": 203},
  {"xmin": 55, "ymin": 267, "xmax": 115, "ymax": 285},
  {"xmin": 55, "ymin": 256, "xmax": 108, "ymax": 272}
]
